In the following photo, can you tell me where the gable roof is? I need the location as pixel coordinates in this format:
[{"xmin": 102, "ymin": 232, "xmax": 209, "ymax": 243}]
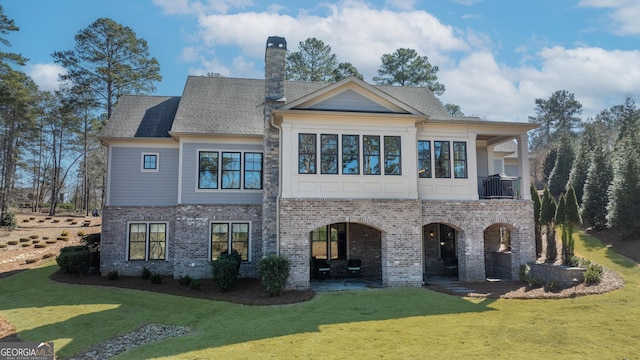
[
  {"xmin": 99, "ymin": 95, "xmax": 180, "ymax": 139},
  {"xmin": 99, "ymin": 76, "xmax": 453, "ymax": 140}
]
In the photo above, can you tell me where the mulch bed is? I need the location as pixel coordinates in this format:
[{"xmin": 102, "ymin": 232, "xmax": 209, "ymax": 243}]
[{"xmin": 49, "ymin": 271, "xmax": 316, "ymax": 306}]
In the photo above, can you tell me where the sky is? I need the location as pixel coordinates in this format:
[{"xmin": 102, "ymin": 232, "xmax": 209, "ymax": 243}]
[{"xmin": 4, "ymin": 0, "xmax": 640, "ymax": 123}]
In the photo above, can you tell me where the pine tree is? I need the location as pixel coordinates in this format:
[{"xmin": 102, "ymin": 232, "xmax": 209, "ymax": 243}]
[
  {"xmin": 548, "ymin": 134, "xmax": 575, "ymax": 197},
  {"xmin": 582, "ymin": 136, "xmax": 612, "ymax": 230},
  {"xmin": 607, "ymin": 136, "xmax": 640, "ymax": 240},
  {"xmin": 530, "ymin": 183, "xmax": 543, "ymax": 257},
  {"xmin": 540, "ymin": 186, "xmax": 558, "ymax": 262},
  {"xmin": 564, "ymin": 184, "xmax": 581, "ymax": 263},
  {"xmin": 568, "ymin": 122, "xmax": 599, "ymax": 204},
  {"xmin": 555, "ymin": 193, "xmax": 568, "ymax": 264}
]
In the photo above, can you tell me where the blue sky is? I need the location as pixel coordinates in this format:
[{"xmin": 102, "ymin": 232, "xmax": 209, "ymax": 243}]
[{"xmin": 4, "ymin": 0, "xmax": 640, "ymax": 122}]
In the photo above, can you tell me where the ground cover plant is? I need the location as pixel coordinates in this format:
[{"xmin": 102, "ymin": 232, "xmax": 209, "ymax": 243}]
[{"xmin": 0, "ymin": 230, "xmax": 639, "ymax": 359}]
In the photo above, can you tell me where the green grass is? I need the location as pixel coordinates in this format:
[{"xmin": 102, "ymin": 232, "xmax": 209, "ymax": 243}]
[{"xmin": 1, "ymin": 231, "xmax": 639, "ymax": 359}]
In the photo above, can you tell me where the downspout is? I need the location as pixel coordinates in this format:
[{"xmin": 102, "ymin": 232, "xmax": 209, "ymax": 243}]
[{"xmin": 270, "ymin": 113, "xmax": 282, "ymax": 256}]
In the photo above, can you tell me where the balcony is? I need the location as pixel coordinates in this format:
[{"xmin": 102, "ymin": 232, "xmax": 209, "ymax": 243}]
[{"xmin": 478, "ymin": 174, "xmax": 521, "ymax": 199}]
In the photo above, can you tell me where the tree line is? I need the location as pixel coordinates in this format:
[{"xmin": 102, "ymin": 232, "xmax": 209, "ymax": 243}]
[
  {"xmin": 529, "ymin": 89, "xmax": 640, "ymax": 264},
  {"xmin": 0, "ymin": 7, "xmax": 161, "ymax": 225}
]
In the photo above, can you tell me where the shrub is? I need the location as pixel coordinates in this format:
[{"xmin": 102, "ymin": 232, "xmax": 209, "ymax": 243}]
[
  {"xmin": 528, "ymin": 277, "xmax": 545, "ymax": 289},
  {"xmin": 219, "ymin": 250, "xmax": 242, "ymax": 271},
  {"xmin": 0, "ymin": 243, "xmax": 6, "ymax": 248},
  {"xmin": 34, "ymin": 244, "xmax": 46, "ymax": 249},
  {"xmin": 584, "ymin": 263, "xmax": 603, "ymax": 285},
  {"xmin": 21, "ymin": 243, "xmax": 30, "ymax": 247},
  {"xmin": 60, "ymin": 230, "xmax": 70, "ymax": 237},
  {"xmin": 56, "ymin": 246, "xmax": 90, "ymax": 273},
  {"xmin": 149, "ymin": 273, "xmax": 163, "ymax": 284},
  {"xmin": 29, "ymin": 235, "xmax": 39, "ymax": 239},
  {"xmin": 545, "ymin": 280, "xmax": 560, "ymax": 292},
  {"xmin": 46, "ymin": 240, "xmax": 57, "ymax": 244},
  {"xmin": 518, "ymin": 264, "xmax": 530, "ymax": 283},
  {"xmin": 107, "ymin": 270, "xmax": 119, "ymax": 280},
  {"xmin": 211, "ymin": 257, "xmax": 239, "ymax": 292},
  {"xmin": 61, "ymin": 249, "xmax": 92, "ymax": 275},
  {"xmin": 42, "ymin": 236, "xmax": 50, "ymax": 240},
  {"xmin": 32, "ymin": 239, "xmax": 40, "ymax": 244},
  {"xmin": 19, "ymin": 238, "xmax": 30, "ymax": 243},
  {"xmin": 7, "ymin": 240, "xmax": 18, "ymax": 245},
  {"xmin": 77, "ymin": 230, "xmax": 85, "ymax": 237},
  {"xmin": 178, "ymin": 275, "xmax": 192, "ymax": 286},
  {"xmin": 25, "ymin": 259, "xmax": 37, "ymax": 264},
  {"xmin": 1, "ymin": 210, "xmax": 17, "ymax": 228},
  {"xmin": 81, "ymin": 232, "xmax": 101, "ymax": 268},
  {"xmin": 568, "ymin": 256, "xmax": 581, "ymax": 267},
  {"xmin": 189, "ymin": 279, "xmax": 201, "ymax": 291},
  {"xmin": 141, "ymin": 267, "xmax": 151, "ymax": 280},
  {"xmin": 42, "ymin": 253, "xmax": 54, "ymax": 259},
  {"xmin": 258, "ymin": 255, "xmax": 290, "ymax": 297}
]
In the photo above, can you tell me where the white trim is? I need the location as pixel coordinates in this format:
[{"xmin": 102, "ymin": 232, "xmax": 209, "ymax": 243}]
[{"xmin": 141, "ymin": 152, "xmax": 160, "ymax": 172}]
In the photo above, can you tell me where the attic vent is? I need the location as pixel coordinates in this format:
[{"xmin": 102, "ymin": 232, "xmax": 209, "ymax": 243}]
[{"xmin": 266, "ymin": 36, "xmax": 287, "ymax": 50}]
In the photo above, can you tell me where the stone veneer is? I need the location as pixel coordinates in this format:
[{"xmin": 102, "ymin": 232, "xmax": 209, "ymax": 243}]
[
  {"xmin": 279, "ymin": 198, "xmax": 535, "ymax": 289},
  {"xmin": 100, "ymin": 205, "xmax": 262, "ymax": 279}
]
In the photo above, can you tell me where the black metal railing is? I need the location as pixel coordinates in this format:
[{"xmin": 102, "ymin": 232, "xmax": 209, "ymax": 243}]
[{"xmin": 478, "ymin": 175, "xmax": 521, "ymax": 199}]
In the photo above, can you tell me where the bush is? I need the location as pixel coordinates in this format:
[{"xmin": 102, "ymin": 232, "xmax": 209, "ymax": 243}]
[
  {"xmin": 60, "ymin": 230, "xmax": 70, "ymax": 237},
  {"xmin": 56, "ymin": 246, "xmax": 92, "ymax": 274},
  {"xmin": 211, "ymin": 257, "xmax": 239, "ymax": 292},
  {"xmin": 258, "ymin": 255, "xmax": 290, "ymax": 297},
  {"xmin": 0, "ymin": 243, "xmax": 6, "ymax": 248},
  {"xmin": 1, "ymin": 210, "xmax": 17, "ymax": 228},
  {"xmin": 178, "ymin": 275, "xmax": 192, "ymax": 286},
  {"xmin": 107, "ymin": 270, "xmax": 119, "ymax": 280},
  {"xmin": 528, "ymin": 277, "xmax": 545, "ymax": 289},
  {"xmin": 77, "ymin": 230, "xmax": 85, "ymax": 237},
  {"xmin": 219, "ymin": 250, "xmax": 242, "ymax": 271},
  {"xmin": 7, "ymin": 240, "xmax": 18, "ymax": 245},
  {"xmin": 584, "ymin": 263, "xmax": 603, "ymax": 285},
  {"xmin": 189, "ymin": 279, "xmax": 201, "ymax": 291},
  {"xmin": 141, "ymin": 267, "xmax": 151, "ymax": 280},
  {"xmin": 518, "ymin": 264, "xmax": 530, "ymax": 283},
  {"xmin": 545, "ymin": 280, "xmax": 560, "ymax": 292},
  {"xmin": 149, "ymin": 273, "xmax": 162, "ymax": 284}
]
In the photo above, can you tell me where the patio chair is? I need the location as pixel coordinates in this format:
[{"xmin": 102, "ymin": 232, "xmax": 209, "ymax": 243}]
[{"xmin": 347, "ymin": 259, "xmax": 362, "ymax": 278}]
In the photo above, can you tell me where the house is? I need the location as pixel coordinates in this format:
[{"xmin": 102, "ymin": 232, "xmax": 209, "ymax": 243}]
[{"xmin": 98, "ymin": 36, "xmax": 537, "ymax": 289}]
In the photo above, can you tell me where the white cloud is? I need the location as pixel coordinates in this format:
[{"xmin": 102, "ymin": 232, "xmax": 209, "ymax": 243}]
[
  {"xmin": 153, "ymin": 0, "xmax": 253, "ymax": 15},
  {"xmin": 27, "ymin": 63, "xmax": 66, "ymax": 92},
  {"xmin": 578, "ymin": 0, "xmax": 640, "ymax": 35},
  {"xmin": 450, "ymin": 0, "xmax": 483, "ymax": 6}
]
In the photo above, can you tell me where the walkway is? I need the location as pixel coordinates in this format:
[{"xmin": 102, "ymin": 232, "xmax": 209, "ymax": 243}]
[
  {"xmin": 423, "ymin": 276, "xmax": 477, "ymax": 294},
  {"xmin": 310, "ymin": 277, "xmax": 383, "ymax": 292}
]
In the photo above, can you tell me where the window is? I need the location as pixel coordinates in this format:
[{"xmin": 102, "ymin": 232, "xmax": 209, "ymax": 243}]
[
  {"xmin": 384, "ymin": 136, "xmax": 401, "ymax": 175},
  {"xmin": 199, "ymin": 151, "xmax": 218, "ymax": 189},
  {"xmin": 311, "ymin": 223, "xmax": 346, "ymax": 260},
  {"xmin": 221, "ymin": 152, "xmax": 241, "ymax": 189},
  {"xmin": 453, "ymin": 142, "xmax": 467, "ymax": 178},
  {"xmin": 198, "ymin": 151, "xmax": 263, "ymax": 190},
  {"xmin": 141, "ymin": 153, "xmax": 158, "ymax": 172},
  {"xmin": 434, "ymin": 141, "xmax": 450, "ymax": 178},
  {"xmin": 299, "ymin": 134, "xmax": 317, "ymax": 174},
  {"xmin": 363, "ymin": 135, "xmax": 380, "ymax": 175},
  {"xmin": 418, "ymin": 140, "xmax": 431, "ymax": 178},
  {"xmin": 211, "ymin": 222, "xmax": 250, "ymax": 261},
  {"xmin": 342, "ymin": 135, "xmax": 359, "ymax": 174},
  {"xmin": 321, "ymin": 134, "xmax": 338, "ymax": 174},
  {"xmin": 244, "ymin": 152, "xmax": 263, "ymax": 189},
  {"xmin": 128, "ymin": 222, "xmax": 167, "ymax": 260}
]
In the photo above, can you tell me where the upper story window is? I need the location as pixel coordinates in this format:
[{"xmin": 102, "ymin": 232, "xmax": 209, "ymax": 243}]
[
  {"xmin": 418, "ymin": 140, "xmax": 431, "ymax": 178},
  {"xmin": 321, "ymin": 134, "xmax": 338, "ymax": 174},
  {"xmin": 434, "ymin": 141, "xmax": 451, "ymax": 178},
  {"xmin": 419, "ymin": 140, "xmax": 467, "ymax": 179},
  {"xmin": 299, "ymin": 133, "xmax": 401, "ymax": 176},
  {"xmin": 299, "ymin": 134, "xmax": 316, "ymax": 174},
  {"xmin": 198, "ymin": 150, "xmax": 263, "ymax": 190},
  {"xmin": 453, "ymin": 142, "xmax": 467, "ymax": 178},
  {"xmin": 141, "ymin": 153, "xmax": 159, "ymax": 172}
]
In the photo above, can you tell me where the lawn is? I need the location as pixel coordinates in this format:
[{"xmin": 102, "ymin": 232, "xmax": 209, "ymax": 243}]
[{"xmin": 1, "ymin": 231, "xmax": 639, "ymax": 360}]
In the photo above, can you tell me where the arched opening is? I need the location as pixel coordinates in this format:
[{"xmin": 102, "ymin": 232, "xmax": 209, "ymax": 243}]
[
  {"xmin": 309, "ymin": 222, "xmax": 382, "ymax": 280},
  {"xmin": 423, "ymin": 223, "xmax": 459, "ymax": 278},
  {"xmin": 484, "ymin": 223, "xmax": 514, "ymax": 279}
]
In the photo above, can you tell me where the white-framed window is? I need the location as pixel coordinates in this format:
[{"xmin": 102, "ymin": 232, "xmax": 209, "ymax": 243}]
[
  {"xmin": 418, "ymin": 140, "xmax": 467, "ymax": 179},
  {"xmin": 198, "ymin": 150, "xmax": 263, "ymax": 190},
  {"xmin": 210, "ymin": 221, "xmax": 251, "ymax": 261},
  {"xmin": 127, "ymin": 222, "xmax": 168, "ymax": 260},
  {"xmin": 141, "ymin": 153, "xmax": 159, "ymax": 172}
]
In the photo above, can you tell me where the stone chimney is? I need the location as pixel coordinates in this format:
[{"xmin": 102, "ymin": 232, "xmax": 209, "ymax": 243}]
[{"xmin": 265, "ymin": 36, "xmax": 287, "ymax": 102}]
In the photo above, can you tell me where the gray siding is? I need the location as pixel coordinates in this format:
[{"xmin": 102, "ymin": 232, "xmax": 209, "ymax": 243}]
[
  {"xmin": 308, "ymin": 89, "xmax": 393, "ymax": 113},
  {"xmin": 180, "ymin": 142, "xmax": 263, "ymax": 204},
  {"xmin": 109, "ymin": 146, "xmax": 179, "ymax": 206}
]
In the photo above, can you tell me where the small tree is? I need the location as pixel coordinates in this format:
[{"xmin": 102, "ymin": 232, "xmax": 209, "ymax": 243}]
[
  {"xmin": 582, "ymin": 137, "xmax": 612, "ymax": 230},
  {"xmin": 548, "ymin": 134, "xmax": 575, "ymax": 197},
  {"xmin": 530, "ymin": 183, "xmax": 543, "ymax": 258},
  {"xmin": 258, "ymin": 255, "xmax": 290, "ymax": 297},
  {"xmin": 555, "ymin": 193, "xmax": 568, "ymax": 264},
  {"xmin": 564, "ymin": 184, "xmax": 581, "ymax": 262},
  {"xmin": 540, "ymin": 186, "xmax": 557, "ymax": 262}
]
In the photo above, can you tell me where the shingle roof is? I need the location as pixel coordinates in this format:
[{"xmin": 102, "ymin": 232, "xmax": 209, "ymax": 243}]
[
  {"xmin": 99, "ymin": 95, "xmax": 180, "ymax": 138},
  {"xmin": 100, "ymin": 76, "xmax": 451, "ymax": 139}
]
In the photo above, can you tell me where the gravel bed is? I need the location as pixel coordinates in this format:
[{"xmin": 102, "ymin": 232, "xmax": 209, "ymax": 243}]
[{"xmin": 69, "ymin": 324, "xmax": 190, "ymax": 360}]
